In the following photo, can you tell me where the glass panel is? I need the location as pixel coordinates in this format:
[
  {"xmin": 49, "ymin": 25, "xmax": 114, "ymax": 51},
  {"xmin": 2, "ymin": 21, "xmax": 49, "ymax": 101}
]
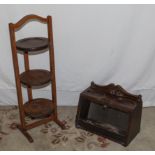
[{"xmin": 87, "ymin": 102, "xmax": 129, "ymax": 133}]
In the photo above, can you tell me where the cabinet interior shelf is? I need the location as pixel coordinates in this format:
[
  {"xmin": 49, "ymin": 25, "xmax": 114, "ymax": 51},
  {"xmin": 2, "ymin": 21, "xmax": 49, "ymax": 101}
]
[{"xmin": 83, "ymin": 119, "xmax": 127, "ymax": 137}]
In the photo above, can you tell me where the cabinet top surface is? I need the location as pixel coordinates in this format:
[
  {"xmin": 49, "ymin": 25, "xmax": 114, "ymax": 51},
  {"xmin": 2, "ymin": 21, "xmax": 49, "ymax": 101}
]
[
  {"xmin": 81, "ymin": 82, "xmax": 142, "ymax": 112},
  {"xmin": 16, "ymin": 37, "xmax": 49, "ymax": 52}
]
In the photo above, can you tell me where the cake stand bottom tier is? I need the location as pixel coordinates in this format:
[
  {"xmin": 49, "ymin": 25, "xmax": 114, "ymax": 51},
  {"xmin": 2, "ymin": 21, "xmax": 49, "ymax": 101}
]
[{"xmin": 24, "ymin": 98, "xmax": 53, "ymax": 119}]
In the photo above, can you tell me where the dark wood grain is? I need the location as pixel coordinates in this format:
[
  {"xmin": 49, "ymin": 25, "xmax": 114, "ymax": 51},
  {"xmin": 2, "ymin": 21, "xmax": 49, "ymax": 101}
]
[
  {"xmin": 16, "ymin": 37, "xmax": 49, "ymax": 52},
  {"xmin": 76, "ymin": 82, "xmax": 142, "ymax": 146},
  {"xmin": 20, "ymin": 69, "xmax": 51, "ymax": 87},
  {"xmin": 24, "ymin": 98, "xmax": 53, "ymax": 119}
]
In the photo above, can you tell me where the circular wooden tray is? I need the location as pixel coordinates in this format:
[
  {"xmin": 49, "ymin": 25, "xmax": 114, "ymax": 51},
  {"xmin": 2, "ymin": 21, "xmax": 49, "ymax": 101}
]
[
  {"xmin": 16, "ymin": 37, "xmax": 49, "ymax": 52},
  {"xmin": 20, "ymin": 69, "xmax": 51, "ymax": 87},
  {"xmin": 24, "ymin": 98, "xmax": 53, "ymax": 119}
]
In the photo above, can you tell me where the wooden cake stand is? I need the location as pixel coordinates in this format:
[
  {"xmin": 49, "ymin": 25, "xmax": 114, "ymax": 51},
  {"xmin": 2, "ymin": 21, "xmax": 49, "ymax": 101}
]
[{"xmin": 9, "ymin": 15, "xmax": 65, "ymax": 142}]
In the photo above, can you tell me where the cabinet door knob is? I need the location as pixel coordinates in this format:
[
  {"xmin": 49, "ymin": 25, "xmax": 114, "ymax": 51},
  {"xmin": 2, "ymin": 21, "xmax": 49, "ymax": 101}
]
[{"xmin": 103, "ymin": 104, "xmax": 108, "ymax": 109}]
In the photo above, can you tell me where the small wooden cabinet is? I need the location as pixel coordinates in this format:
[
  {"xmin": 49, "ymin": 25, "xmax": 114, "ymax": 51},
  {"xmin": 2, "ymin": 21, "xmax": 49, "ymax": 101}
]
[
  {"xmin": 76, "ymin": 82, "xmax": 142, "ymax": 146},
  {"xmin": 9, "ymin": 15, "xmax": 65, "ymax": 142}
]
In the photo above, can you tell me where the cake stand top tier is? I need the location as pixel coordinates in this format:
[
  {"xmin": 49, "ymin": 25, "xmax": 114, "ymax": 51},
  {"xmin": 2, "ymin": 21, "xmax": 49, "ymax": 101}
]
[{"xmin": 16, "ymin": 37, "xmax": 49, "ymax": 52}]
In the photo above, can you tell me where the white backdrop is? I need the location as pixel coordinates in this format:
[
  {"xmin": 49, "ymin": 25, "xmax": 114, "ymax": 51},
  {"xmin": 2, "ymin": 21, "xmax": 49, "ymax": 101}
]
[{"xmin": 0, "ymin": 4, "xmax": 155, "ymax": 106}]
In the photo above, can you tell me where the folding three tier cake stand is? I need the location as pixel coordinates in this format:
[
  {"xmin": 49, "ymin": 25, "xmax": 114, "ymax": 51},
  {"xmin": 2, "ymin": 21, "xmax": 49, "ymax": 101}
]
[{"xmin": 9, "ymin": 14, "xmax": 65, "ymax": 142}]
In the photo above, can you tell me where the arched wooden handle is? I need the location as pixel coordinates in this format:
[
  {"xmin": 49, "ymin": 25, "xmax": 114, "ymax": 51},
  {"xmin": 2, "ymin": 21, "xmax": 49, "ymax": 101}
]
[{"xmin": 10, "ymin": 14, "xmax": 49, "ymax": 31}]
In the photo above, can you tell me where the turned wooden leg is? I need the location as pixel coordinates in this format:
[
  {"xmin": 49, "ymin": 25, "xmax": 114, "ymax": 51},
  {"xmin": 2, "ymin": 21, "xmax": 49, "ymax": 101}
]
[
  {"xmin": 17, "ymin": 124, "xmax": 34, "ymax": 143},
  {"xmin": 54, "ymin": 119, "xmax": 66, "ymax": 130}
]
